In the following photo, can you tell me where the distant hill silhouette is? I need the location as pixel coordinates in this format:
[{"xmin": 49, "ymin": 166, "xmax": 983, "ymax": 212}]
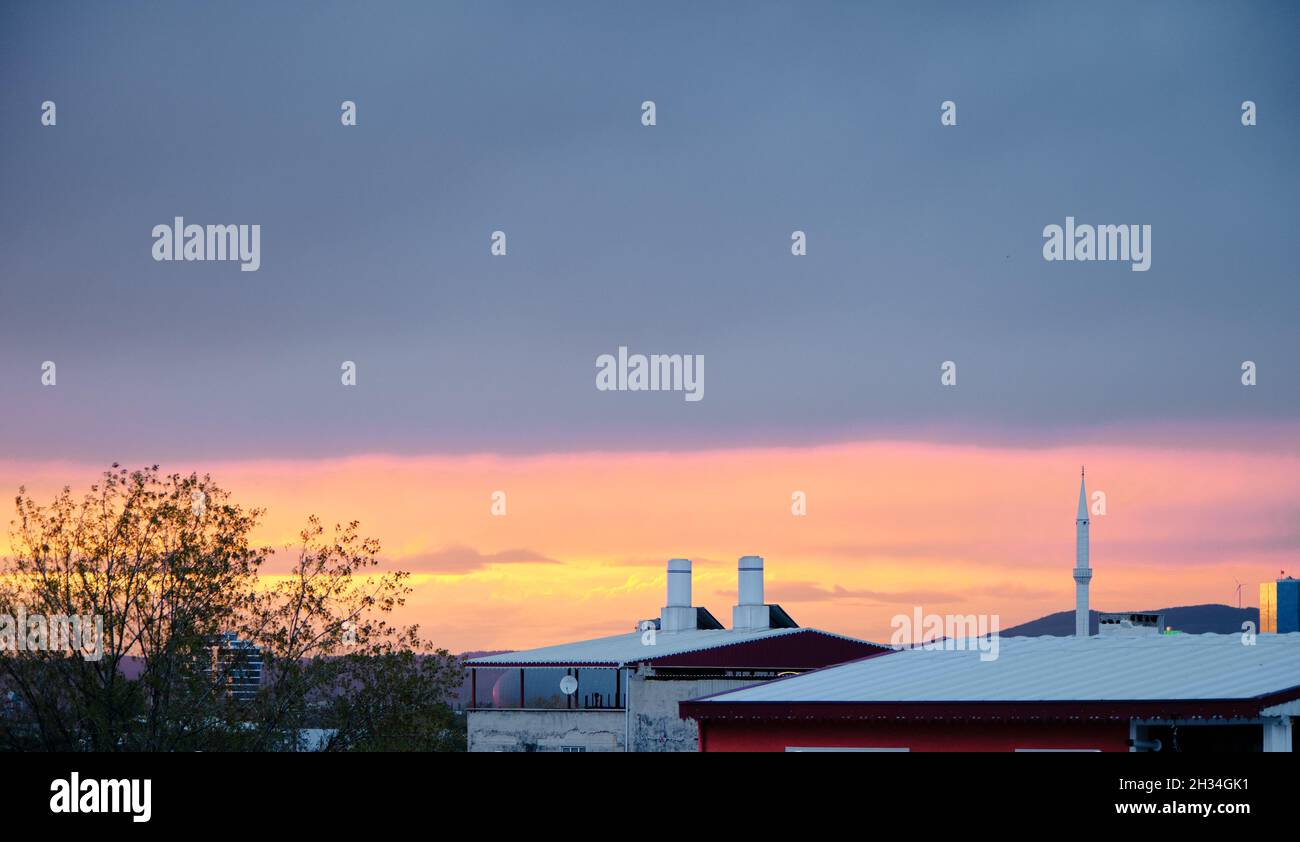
[
  {"xmin": 1003, "ymin": 604, "xmax": 1258, "ymax": 636},
  {"xmin": 458, "ymin": 650, "xmax": 512, "ymax": 661}
]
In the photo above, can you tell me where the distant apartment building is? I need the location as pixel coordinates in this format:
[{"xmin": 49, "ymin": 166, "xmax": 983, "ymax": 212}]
[
  {"xmin": 464, "ymin": 556, "xmax": 887, "ymax": 752},
  {"xmin": 1097, "ymin": 612, "xmax": 1165, "ymax": 637},
  {"xmin": 202, "ymin": 632, "xmax": 263, "ymax": 702},
  {"xmin": 1260, "ymin": 576, "xmax": 1299, "ymax": 634}
]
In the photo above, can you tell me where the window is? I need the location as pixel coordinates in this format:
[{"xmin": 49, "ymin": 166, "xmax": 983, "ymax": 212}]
[{"xmin": 470, "ymin": 667, "xmax": 624, "ymax": 709}]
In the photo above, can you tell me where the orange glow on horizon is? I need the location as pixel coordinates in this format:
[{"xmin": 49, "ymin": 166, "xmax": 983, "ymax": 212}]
[{"xmin": 1, "ymin": 436, "xmax": 1296, "ymax": 652}]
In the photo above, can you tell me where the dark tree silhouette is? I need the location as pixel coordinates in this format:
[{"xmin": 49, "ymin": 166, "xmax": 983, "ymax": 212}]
[{"xmin": 0, "ymin": 464, "xmax": 463, "ymax": 751}]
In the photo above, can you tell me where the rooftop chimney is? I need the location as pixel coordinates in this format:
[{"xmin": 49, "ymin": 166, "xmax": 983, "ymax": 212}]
[
  {"xmin": 660, "ymin": 558, "xmax": 698, "ymax": 632},
  {"xmin": 732, "ymin": 555, "xmax": 772, "ymax": 631}
]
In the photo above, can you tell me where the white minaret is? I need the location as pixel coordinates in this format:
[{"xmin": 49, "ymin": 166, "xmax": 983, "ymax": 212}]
[{"xmin": 1073, "ymin": 467, "xmax": 1093, "ymax": 637}]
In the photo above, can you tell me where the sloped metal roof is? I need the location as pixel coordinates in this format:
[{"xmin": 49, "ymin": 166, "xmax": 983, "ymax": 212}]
[
  {"xmin": 692, "ymin": 633, "xmax": 1300, "ymax": 703},
  {"xmin": 464, "ymin": 626, "xmax": 872, "ymax": 668}
]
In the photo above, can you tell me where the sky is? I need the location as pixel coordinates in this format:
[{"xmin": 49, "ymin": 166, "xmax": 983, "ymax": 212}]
[{"xmin": 1, "ymin": 1, "xmax": 1298, "ymax": 651}]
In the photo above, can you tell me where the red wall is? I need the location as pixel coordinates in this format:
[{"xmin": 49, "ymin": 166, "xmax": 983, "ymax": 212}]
[{"xmin": 699, "ymin": 718, "xmax": 1131, "ymax": 752}]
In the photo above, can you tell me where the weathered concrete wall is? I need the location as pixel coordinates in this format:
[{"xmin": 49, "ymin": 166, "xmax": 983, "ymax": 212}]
[
  {"xmin": 629, "ymin": 675, "xmax": 764, "ymax": 752},
  {"xmin": 467, "ymin": 675, "xmax": 772, "ymax": 752},
  {"xmin": 468, "ymin": 709, "xmax": 625, "ymax": 752}
]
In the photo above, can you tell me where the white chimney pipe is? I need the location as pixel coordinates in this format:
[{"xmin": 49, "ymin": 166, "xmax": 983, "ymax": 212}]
[
  {"xmin": 738, "ymin": 555, "xmax": 764, "ymax": 605},
  {"xmin": 666, "ymin": 558, "xmax": 692, "ymax": 607},
  {"xmin": 660, "ymin": 558, "xmax": 697, "ymax": 632},
  {"xmin": 732, "ymin": 555, "xmax": 771, "ymax": 631}
]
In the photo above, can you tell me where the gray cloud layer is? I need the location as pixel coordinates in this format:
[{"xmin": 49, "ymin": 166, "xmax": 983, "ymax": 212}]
[{"xmin": 2, "ymin": 1, "xmax": 1297, "ymax": 461}]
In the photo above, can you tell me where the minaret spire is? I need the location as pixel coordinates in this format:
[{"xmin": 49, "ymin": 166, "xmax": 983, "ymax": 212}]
[{"xmin": 1073, "ymin": 467, "xmax": 1093, "ymax": 637}]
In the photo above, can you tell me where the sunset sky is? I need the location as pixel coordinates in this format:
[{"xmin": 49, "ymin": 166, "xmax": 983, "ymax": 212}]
[
  {"xmin": 2, "ymin": 2, "xmax": 1298, "ymax": 651},
  {"xmin": 3, "ymin": 428, "xmax": 1297, "ymax": 651}
]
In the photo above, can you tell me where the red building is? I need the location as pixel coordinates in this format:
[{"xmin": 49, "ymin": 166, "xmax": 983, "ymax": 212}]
[{"xmin": 681, "ymin": 633, "xmax": 1300, "ymax": 752}]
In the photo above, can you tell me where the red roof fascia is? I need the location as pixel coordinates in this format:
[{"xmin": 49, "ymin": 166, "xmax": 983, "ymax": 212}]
[
  {"xmin": 679, "ymin": 697, "xmax": 1292, "ymax": 722},
  {"xmin": 465, "ymin": 630, "xmax": 889, "ymax": 670},
  {"xmin": 646, "ymin": 631, "xmax": 888, "ymax": 669}
]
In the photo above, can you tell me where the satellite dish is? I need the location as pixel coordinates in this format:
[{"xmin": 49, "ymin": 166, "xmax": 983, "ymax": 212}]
[{"xmin": 559, "ymin": 675, "xmax": 578, "ymax": 695}]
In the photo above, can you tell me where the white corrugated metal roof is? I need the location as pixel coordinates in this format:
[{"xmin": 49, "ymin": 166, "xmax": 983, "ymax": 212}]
[
  {"xmin": 696, "ymin": 633, "xmax": 1300, "ymax": 703},
  {"xmin": 464, "ymin": 627, "xmax": 867, "ymax": 667}
]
